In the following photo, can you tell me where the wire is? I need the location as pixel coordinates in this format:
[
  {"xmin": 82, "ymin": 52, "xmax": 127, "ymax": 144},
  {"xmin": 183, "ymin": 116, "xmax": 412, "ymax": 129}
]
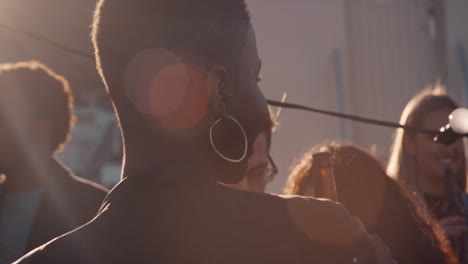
[
  {"xmin": 0, "ymin": 23, "xmax": 94, "ymax": 60},
  {"xmin": 267, "ymin": 99, "xmax": 439, "ymax": 135},
  {"xmin": 0, "ymin": 22, "xmax": 447, "ymax": 136}
]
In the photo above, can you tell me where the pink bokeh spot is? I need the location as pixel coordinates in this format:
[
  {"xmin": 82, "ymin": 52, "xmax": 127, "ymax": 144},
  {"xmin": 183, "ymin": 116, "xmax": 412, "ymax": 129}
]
[
  {"xmin": 124, "ymin": 48, "xmax": 211, "ymax": 129},
  {"xmin": 148, "ymin": 64, "xmax": 188, "ymax": 117},
  {"xmin": 148, "ymin": 64, "xmax": 211, "ymax": 129}
]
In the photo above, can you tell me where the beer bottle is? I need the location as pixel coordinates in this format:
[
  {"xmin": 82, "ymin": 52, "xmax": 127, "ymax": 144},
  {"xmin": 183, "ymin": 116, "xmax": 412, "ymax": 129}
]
[{"xmin": 312, "ymin": 151, "xmax": 338, "ymax": 201}]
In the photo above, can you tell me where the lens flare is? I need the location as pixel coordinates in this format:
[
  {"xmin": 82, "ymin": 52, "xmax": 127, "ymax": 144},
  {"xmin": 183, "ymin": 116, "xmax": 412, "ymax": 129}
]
[
  {"xmin": 124, "ymin": 48, "xmax": 211, "ymax": 129},
  {"xmin": 449, "ymin": 108, "xmax": 468, "ymax": 134}
]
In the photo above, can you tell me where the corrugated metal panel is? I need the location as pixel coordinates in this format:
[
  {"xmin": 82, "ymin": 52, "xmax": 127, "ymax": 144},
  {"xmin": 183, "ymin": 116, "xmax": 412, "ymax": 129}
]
[
  {"xmin": 445, "ymin": 1, "xmax": 468, "ymax": 105},
  {"xmin": 344, "ymin": 0, "xmax": 444, "ymax": 158}
]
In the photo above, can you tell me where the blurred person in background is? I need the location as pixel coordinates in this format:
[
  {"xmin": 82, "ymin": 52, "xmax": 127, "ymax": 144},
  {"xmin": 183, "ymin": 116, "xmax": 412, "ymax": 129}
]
[
  {"xmin": 16, "ymin": 0, "xmax": 396, "ymax": 263},
  {"xmin": 0, "ymin": 61, "xmax": 108, "ymax": 263},
  {"xmin": 285, "ymin": 143, "xmax": 457, "ymax": 264},
  {"xmin": 387, "ymin": 85, "xmax": 468, "ymax": 263},
  {"xmin": 227, "ymin": 115, "xmax": 277, "ymax": 193}
]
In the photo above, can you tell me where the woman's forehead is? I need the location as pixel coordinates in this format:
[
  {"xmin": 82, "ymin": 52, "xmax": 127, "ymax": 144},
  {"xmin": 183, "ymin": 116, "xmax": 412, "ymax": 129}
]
[{"xmin": 420, "ymin": 107, "xmax": 453, "ymax": 129}]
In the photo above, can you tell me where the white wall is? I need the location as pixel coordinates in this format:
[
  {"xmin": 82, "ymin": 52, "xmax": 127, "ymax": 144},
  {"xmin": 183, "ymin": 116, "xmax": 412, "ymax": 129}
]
[
  {"xmin": 445, "ymin": 0, "xmax": 468, "ymax": 106},
  {"xmin": 0, "ymin": 0, "xmax": 103, "ymax": 99},
  {"xmin": 344, "ymin": 0, "xmax": 443, "ymax": 155},
  {"xmin": 247, "ymin": 0, "xmax": 349, "ymax": 193}
]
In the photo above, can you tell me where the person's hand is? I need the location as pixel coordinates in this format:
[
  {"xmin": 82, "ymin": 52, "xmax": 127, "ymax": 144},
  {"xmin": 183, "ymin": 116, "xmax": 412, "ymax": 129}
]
[
  {"xmin": 368, "ymin": 234, "xmax": 398, "ymax": 264},
  {"xmin": 439, "ymin": 216, "xmax": 468, "ymax": 238}
]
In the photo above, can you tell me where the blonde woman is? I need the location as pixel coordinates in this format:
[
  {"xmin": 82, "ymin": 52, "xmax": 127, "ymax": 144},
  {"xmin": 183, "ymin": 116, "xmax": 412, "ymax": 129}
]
[{"xmin": 387, "ymin": 85, "xmax": 468, "ymax": 262}]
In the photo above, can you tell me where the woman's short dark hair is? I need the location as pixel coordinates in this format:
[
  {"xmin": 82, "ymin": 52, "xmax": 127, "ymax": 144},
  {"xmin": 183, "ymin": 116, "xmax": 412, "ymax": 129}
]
[
  {"xmin": 92, "ymin": 0, "xmax": 251, "ymax": 111},
  {"xmin": 0, "ymin": 61, "xmax": 75, "ymax": 153}
]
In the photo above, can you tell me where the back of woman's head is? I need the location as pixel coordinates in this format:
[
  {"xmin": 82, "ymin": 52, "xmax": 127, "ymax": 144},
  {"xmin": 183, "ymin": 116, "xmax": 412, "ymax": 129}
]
[
  {"xmin": 387, "ymin": 85, "xmax": 463, "ymax": 191},
  {"xmin": 91, "ymin": 0, "xmax": 270, "ymax": 184},
  {"xmin": 285, "ymin": 143, "xmax": 456, "ymax": 264}
]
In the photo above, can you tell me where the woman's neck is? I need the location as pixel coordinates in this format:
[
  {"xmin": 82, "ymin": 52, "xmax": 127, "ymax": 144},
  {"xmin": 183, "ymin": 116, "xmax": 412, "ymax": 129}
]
[
  {"xmin": 122, "ymin": 138, "xmax": 213, "ymax": 182},
  {"xmin": 416, "ymin": 171, "xmax": 446, "ymax": 197},
  {"xmin": 3, "ymin": 159, "xmax": 49, "ymax": 193}
]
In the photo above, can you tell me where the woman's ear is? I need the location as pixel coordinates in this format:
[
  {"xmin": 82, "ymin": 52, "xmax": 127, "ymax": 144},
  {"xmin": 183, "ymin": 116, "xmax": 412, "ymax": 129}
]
[
  {"xmin": 206, "ymin": 66, "xmax": 231, "ymax": 111},
  {"xmin": 205, "ymin": 65, "xmax": 249, "ymax": 184}
]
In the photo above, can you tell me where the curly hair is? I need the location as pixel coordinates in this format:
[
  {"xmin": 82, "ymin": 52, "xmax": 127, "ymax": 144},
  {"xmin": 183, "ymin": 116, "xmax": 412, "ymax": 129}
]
[
  {"xmin": 285, "ymin": 143, "xmax": 457, "ymax": 264},
  {"xmin": 0, "ymin": 61, "xmax": 75, "ymax": 153}
]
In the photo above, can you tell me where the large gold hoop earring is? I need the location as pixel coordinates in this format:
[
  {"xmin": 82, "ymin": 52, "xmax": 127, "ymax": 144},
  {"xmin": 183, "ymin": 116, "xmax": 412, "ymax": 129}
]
[{"xmin": 209, "ymin": 114, "xmax": 248, "ymax": 163}]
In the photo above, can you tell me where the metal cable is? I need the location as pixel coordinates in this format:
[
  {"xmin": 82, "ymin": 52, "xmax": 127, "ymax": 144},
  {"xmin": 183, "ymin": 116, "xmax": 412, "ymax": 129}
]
[{"xmin": 267, "ymin": 99, "xmax": 438, "ymax": 135}]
